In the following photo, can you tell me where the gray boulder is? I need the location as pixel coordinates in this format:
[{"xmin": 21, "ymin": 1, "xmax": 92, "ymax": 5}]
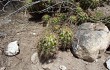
[{"xmin": 72, "ymin": 22, "xmax": 110, "ymax": 62}]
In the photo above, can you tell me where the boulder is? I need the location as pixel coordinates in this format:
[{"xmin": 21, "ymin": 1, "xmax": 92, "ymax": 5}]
[
  {"xmin": 4, "ymin": 41, "xmax": 20, "ymax": 56},
  {"xmin": 72, "ymin": 22, "xmax": 110, "ymax": 62}
]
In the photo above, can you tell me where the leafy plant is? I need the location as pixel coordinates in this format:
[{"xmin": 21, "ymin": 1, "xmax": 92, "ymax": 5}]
[
  {"xmin": 58, "ymin": 25, "xmax": 73, "ymax": 50},
  {"xmin": 38, "ymin": 32, "xmax": 58, "ymax": 58}
]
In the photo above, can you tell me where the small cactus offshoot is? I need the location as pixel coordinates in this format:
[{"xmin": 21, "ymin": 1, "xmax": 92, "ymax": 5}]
[
  {"xmin": 55, "ymin": 13, "xmax": 66, "ymax": 21},
  {"xmin": 77, "ymin": 12, "xmax": 88, "ymax": 22},
  {"xmin": 68, "ymin": 15, "xmax": 77, "ymax": 24},
  {"xmin": 48, "ymin": 17, "xmax": 61, "ymax": 25},
  {"xmin": 42, "ymin": 14, "xmax": 50, "ymax": 22},
  {"xmin": 75, "ymin": 6, "xmax": 83, "ymax": 14}
]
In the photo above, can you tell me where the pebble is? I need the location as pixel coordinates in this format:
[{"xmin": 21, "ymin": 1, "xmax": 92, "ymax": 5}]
[
  {"xmin": 32, "ymin": 33, "xmax": 36, "ymax": 35},
  {"xmin": 59, "ymin": 65, "xmax": 67, "ymax": 70}
]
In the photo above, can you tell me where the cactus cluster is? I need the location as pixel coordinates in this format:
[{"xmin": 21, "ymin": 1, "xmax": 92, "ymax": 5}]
[
  {"xmin": 68, "ymin": 15, "xmax": 77, "ymax": 24},
  {"xmin": 55, "ymin": 13, "xmax": 66, "ymax": 21},
  {"xmin": 38, "ymin": 32, "xmax": 58, "ymax": 58},
  {"xmin": 90, "ymin": 11, "xmax": 104, "ymax": 22},
  {"xmin": 79, "ymin": 0, "xmax": 101, "ymax": 9}
]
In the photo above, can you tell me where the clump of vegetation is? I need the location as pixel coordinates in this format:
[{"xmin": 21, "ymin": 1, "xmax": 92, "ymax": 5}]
[
  {"xmin": 102, "ymin": 16, "xmax": 110, "ymax": 24},
  {"xmin": 55, "ymin": 13, "xmax": 67, "ymax": 21},
  {"xmin": 79, "ymin": 0, "xmax": 101, "ymax": 9},
  {"xmin": 25, "ymin": 0, "xmax": 32, "ymax": 3},
  {"xmin": 75, "ymin": 6, "xmax": 83, "ymax": 14},
  {"xmin": 77, "ymin": 12, "xmax": 88, "ymax": 23},
  {"xmin": 38, "ymin": 31, "xmax": 58, "ymax": 59},
  {"xmin": 68, "ymin": 15, "xmax": 77, "ymax": 24},
  {"xmin": 89, "ymin": 11, "xmax": 104, "ymax": 22},
  {"xmin": 48, "ymin": 17, "xmax": 61, "ymax": 25},
  {"xmin": 58, "ymin": 25, "xmax": 73, "ymax": 50}
]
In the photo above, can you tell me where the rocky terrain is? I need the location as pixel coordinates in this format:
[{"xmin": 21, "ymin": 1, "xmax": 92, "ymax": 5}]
[{"xmin": 0, "ymin": 1, "xmax": 110, "ymax": 70}]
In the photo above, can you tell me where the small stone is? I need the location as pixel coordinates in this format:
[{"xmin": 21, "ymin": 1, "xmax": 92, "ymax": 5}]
[
  {"xmin": 0, "ymin": 32, "xmax": 7, "ymax": 38},
  {"xmin": 0, "ymin": 67, "xmax": 6, "ymax": 70},
  {"xmin": 31, "ymin": 52, "xmax": 38, "ymax": 64},
  {"xmin": 106, "ymin": 59, "xmax": 110, "ymax": 70},
  {"xmin": 59, "ymin": 65, "xmax": 67, "ymax": 70},
  {"xmin": 4, "ymin": 41, "xmax": 20, "ymax": 56},
  {"xmin": 32, "ymin": 33, "xmax": 36, "ymax": 35}
]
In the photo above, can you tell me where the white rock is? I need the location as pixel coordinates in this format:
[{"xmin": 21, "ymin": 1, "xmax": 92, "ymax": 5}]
[
  {"xmin": 59, "ymin": 65, "xmax": 67, "ymax": 70},
  {"xmin": 4, "ymin": 41, "xmax": 19, "ymax": 56},
  {"xmin": 31, "ymin": 52, "xmax": 38, "ymax": 64},
  {"xmin": 106, "ymin": 59, "xmax": 110, "ymax": 70},
  {"xmin": 0, "ymin": 67, "xmax": 6, "ymax": 70}
]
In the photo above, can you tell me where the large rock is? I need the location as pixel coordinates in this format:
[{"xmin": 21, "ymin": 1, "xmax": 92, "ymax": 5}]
[{"xmin": 72, "ymin": 23, "xmax": 110, "ymax": 62}]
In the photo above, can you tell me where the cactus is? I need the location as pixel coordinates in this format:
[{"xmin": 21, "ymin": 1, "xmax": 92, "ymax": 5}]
[
  {"xmin": 59, "ymin": 26, "xmax": 73, "ymax": 49},
  {"xmin": 48, "ymin": 17, "xmax": 61, "ymax": 25},
  {"xmin": 77, "ymin": 12, "xmax": 88, "ymax": 22},
  {"xmin": 68, "ymin": 15, "xmax": 77, "ymax": 24},
  {"xmin": 38, "ymin": 32, "xmax": 58, "ymax": 58},
  {"xmin": 42, "ymin": 14, "xmax": 50, "ymax": 22},
  {"xmin": 79, "ymin": 0, "xmax": 101, "ymax": 9},
  {"xmin": 75, "ymin": 6, "xmax": 83, "ymax": 14},
  {"xmin": 55, "ymin": 13, "xmax": 66, "ymax": 21}
]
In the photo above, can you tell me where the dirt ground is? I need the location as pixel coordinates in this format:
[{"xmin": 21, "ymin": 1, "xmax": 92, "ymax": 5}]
[{"xmin": 0, "ymin": 13, "xmax": 109, "ymax": 70}]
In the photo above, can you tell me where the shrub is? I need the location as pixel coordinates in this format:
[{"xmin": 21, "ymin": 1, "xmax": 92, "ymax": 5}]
[
  {"xmin": 58, "ymin": 25, "xmax": 73, "ymax": 50},
  {"xmin": 38, "ymin": 32, "xmax": 58, "ymax": 58}
]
